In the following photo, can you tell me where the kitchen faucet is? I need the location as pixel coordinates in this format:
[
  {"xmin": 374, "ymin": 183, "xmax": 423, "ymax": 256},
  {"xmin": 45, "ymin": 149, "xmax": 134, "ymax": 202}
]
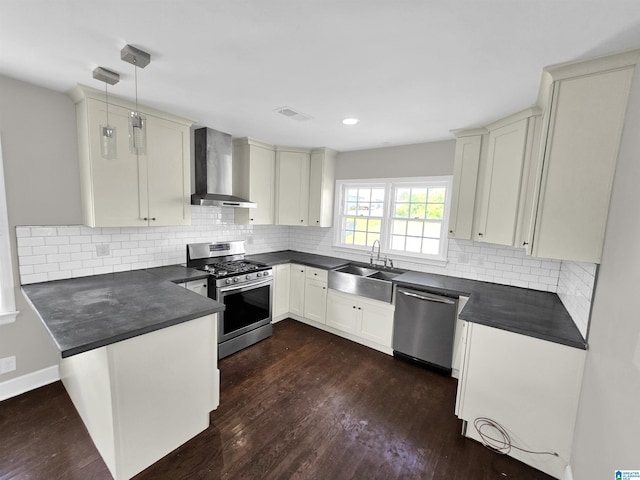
[{"xmin": 370, "ymin": 239, "xmax": 381, "ymax": 265}]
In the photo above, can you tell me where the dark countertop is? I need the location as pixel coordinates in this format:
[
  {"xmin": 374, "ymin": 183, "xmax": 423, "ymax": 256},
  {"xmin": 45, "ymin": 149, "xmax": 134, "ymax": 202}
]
[
  {"xmin": 249, "ymin": 250, "xmax": 587, "ymax": 350},
  {"xmin": 247, "ymin": 250, "xmax": 350, "ymax": 270},
  {"xmin": 145, "ymin": 265, "xmax": 210, "ymax": 283},
  {"xmin": 22, "ymin": 268, "xmax": 224, "ymax": 358}
]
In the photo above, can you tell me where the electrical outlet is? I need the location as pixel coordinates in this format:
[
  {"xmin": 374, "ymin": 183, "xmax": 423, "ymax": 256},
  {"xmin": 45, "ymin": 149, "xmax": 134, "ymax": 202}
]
[
  {"xmin": 0, "ymin": 355, "xmax": 16, "ymax": 374},
  {"xmin": 96, "ymin": 244, "xmax": 110, "ymax": 257}
]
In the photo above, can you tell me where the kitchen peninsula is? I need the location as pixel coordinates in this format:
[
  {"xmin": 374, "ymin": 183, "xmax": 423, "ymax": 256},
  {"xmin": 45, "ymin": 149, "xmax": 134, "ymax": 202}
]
[{"xmin": 21, "ymin": 267, "xmax": 224, "ymax": 480}]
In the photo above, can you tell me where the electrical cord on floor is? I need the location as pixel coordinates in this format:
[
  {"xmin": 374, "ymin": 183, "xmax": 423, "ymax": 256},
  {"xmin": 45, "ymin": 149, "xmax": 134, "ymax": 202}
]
[{"xmin": 473, "ymin": 417, "xmax": 559, "ymax": 457}]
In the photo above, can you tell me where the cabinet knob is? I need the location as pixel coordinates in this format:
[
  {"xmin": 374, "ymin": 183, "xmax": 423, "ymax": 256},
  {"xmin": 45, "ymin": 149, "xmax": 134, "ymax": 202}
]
[
  {"xmin": 322, "ymin": 287, "xmax": 326, "ymax": 290},
  {"xmin": 357, "ymin": 307, "xmax": 362, "ymax": 310},
  {"xmin": 522, "ymin": 241, "xmax": 529, "ymax": 246},
  {"xmin": 143, "ymin": 217, "xmax": 148, "ymax": 221},
  {"xmin": 250, "ymin": 218, "xmax": 254, "ymax": 221},
  {"xmin": 478, "ymin": 232, "xmax": 484, "ymax": 237},
  {"xmin": 352, "ymin": 305, "xmax": 356, "ymax": 309},
  {"xmin": 449, "ymin": 230, "xmax": 454, "ymax": 234},
  {"xmin": 152, "ymin": 217, "xmax": 156, "ymax": 221},
  {"xmin": 316, "ymin": 220, "xmax": 319, "ymax": 224},
  {"xmin": 300, "ymin": 219, "xmax": 304, "ymax": 223}
]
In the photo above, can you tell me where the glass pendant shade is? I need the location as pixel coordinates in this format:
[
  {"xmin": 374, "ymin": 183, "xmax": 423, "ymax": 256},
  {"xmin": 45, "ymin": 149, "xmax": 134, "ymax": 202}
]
[
  {"xmin": 100, "ymin": 125, "xmax": 117, "ymax": 160},
  {"xmin": 128, "ymin": 111, "xmax": 146, "ymax": 155}
]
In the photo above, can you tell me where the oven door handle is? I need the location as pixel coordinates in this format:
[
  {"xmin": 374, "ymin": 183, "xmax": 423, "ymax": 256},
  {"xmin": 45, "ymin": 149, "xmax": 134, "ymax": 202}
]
[{"xmin": 218, "ymin": 278, "xmax": 273, "ymax": 293}]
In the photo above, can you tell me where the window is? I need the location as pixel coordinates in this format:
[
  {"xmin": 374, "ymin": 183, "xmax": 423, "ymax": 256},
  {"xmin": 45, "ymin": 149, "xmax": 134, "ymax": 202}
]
[
  {"xmin": 0, "ymin": 137, "xmax": 18, "ymax": 324},
  {"xmin": 334, "ymin": 177, "xmax": 452, "ymax": 262}
]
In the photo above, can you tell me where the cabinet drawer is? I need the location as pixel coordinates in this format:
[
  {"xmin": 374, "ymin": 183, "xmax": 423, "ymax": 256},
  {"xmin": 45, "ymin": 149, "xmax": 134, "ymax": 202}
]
[{"xmin": 305, "ymin": 267, "xmax": 327, "ymax": 282}]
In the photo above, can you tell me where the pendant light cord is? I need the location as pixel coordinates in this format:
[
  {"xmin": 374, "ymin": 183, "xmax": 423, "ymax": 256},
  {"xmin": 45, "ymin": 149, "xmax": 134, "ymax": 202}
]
[
  {"xmin": 104, "ymin": 81, "xmax": 110, "ymax": 127},
  {"xmin": 134, "ymin": 58, "xmax": 138, "ymax": 114}
]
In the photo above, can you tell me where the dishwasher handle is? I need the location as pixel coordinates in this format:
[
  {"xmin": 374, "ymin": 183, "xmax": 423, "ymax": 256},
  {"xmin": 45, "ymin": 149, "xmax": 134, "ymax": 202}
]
[{"xmin": 398, "ymin": 288, "xmax": 456, "ymax": 305}]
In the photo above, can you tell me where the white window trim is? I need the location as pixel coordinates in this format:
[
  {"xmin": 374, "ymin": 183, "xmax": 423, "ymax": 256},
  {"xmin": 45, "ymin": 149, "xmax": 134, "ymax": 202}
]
[
  {"xmin": 0, "ymin": 137, "xmax": 19, "ymax": 324},
  {"xmin": 333, "ymin": 176, "xmax": 452, "ymax": 265}
]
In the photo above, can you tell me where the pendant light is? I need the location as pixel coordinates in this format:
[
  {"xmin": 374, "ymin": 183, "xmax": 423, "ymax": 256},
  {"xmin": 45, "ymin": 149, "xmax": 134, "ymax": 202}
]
[
  {"xmin": 121, "ymin": 44, "xmax": 151, "ymax": 155},
  {"xmin": 92, "ymin": 66, "xmax": 120, "ymax": 160}
]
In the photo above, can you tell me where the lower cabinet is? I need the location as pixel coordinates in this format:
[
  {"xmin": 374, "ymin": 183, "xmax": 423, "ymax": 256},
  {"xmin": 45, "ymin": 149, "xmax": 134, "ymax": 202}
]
[
  {"xmin": 304, "ymin": 267, "xmax": 328, "ymax": 323},
  {"xmin": 326, "ymin": 289, "xmax": 395, "ymax": 348},
  {"xmin": 455, "ymin": 321, "xmax": 586, "ymax": 479},
  {"xmin": 289, "ymin": 264, "xmax": 306, "ymax": 316},
  {"xmin": 272, "ymin": 264, "xmax": 291, "ymax": 320}
]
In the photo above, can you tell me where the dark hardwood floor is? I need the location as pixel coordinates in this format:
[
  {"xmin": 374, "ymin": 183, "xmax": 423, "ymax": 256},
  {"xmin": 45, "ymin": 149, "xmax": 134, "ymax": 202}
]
[{"xmin": 0, "ymin": 319, "xmax": 554, "ymax": 480}]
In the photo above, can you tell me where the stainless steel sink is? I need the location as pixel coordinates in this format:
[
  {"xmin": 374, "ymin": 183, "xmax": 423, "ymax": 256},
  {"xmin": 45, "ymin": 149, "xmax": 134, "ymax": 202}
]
[{"xmin": 328, "ymin": 263, "xmax": 404, "ymax": 303}]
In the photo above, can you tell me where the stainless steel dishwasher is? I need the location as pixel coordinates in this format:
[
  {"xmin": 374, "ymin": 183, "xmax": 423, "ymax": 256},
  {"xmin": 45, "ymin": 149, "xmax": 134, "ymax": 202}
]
[{"xmin": 392, "ymin": 286, "xmax": 458, "ymax": 373}]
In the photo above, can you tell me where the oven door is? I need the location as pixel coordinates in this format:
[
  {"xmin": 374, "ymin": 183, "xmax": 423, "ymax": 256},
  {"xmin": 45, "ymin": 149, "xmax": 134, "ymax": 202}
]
[{"xmin": 216, "ymin": 278, "xmax": 272, "ymax": 343}]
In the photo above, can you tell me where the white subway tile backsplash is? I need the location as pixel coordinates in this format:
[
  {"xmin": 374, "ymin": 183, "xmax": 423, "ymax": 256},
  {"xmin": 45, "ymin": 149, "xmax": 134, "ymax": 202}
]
[{"xmin": 557, "ymin": 260, "xmax": 597, "ymax": 340}]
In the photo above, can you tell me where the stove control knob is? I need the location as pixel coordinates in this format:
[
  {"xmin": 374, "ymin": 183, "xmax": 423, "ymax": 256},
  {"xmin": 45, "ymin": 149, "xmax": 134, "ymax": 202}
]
[
  {"xmin": 233, "ymin": 277, "xmax": 239, "ymax": 283},
  {"xmin": 257, "ymin": 272, "xmax": 263, "ymax": 277},
  {"xmin": 264, "ymin": 271, "xmax": 270, "ymax": 276},
  {"xmin": 245, "ymin": 274, "xmax": 251, "ymax": 280},
  {"xmin": 225, "ymin": 279, "xmax": 232, "ymax": 285}
]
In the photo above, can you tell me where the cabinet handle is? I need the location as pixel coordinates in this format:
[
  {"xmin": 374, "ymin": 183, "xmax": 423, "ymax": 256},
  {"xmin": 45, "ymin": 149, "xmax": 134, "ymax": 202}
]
[
  {"xmin": 522, "ymin": 241, "xmax": 529, "ymax": 246},
  {"xmin": 478, "ymin": 232, "xmax": 484, "ymax": 237}
]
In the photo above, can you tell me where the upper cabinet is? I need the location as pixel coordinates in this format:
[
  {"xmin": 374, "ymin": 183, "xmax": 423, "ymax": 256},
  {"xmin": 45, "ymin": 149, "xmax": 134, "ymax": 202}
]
[
  {"xmin": 524, "ymin": 51, "xmax": 639, "ymax": 262},
  {"xmin": 450, "ymin": 48, "xmax": 639, "ymax": 263},
  {"xmin": 473, "ymin": 109, "xmax": 541, "ymax": 247},
  {"xmin": 448, "ymin": 130, "xmax": 484, "ymax": 240},
  {"xmin": 275, "ymin": 148, "xmax": 311, "ymax": 226},
  {"xmin": 70, "ymin": 85, "xmax": 192, "ymax": 227},
  {"xmin": 232, "ymin": 138, "xmax": 276, "ymax": 225},
  {"xmin": 308, "ymin": 148, "xmax": 337, "ymax": 227}
]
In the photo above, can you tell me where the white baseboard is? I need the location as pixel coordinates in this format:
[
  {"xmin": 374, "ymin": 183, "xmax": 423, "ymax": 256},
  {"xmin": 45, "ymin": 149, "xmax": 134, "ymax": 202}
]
[{"xmin": 0, "ymin": 365, "xmax": 60, "ymax": 401}]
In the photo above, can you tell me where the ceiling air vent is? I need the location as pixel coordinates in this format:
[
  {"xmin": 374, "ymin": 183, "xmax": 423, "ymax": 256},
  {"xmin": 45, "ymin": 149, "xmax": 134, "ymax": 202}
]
[{"xmin": 274, "ymin": 106, "xmax": 313, "ymax": 122}]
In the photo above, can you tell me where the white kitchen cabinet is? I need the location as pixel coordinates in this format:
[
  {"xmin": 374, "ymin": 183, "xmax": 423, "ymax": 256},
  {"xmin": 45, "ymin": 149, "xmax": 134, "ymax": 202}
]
[
  {"xmin": 70, "ymin": 85, "xmax": 192, "ymax": 228},
  {"xmin": 272, "ymin": 263, "xmax": 291, "ymax": 321},
  {"xmin": 455, "ymin": 322, "xmax": 586, "ymax": 478},
  {"xmin": 232, "ymin": 138, "xmax": 276, "ymax": 225},
  {"xmin": 473, "ymin": 109, "xmax": 540, "ymax": 246},
  {"xmin": 275, "ymin": 149, "xmax": 310, "ymax": 226},
  {"xmin": 182, "ymin": 279, "xmax": 208, "ymax": 297},
  {"xmin": 289, "ymin": 264, "xmax": 306, "ymax": 316},
  {"xmin": 308, "ymin": 148, "xmax": 337, "ymax": 227},
  {"xmin": 304, "ymin": 267, "xmax": 328, "ymax": 323},
  {"xmin": 326, "ymin": 289, "xmax": 394, "ymax": 347},
  {"xmin": 448, "ymin": 132, "xmax": 484, "ymax": 240},
  {"xmin": 523, "ymin": 51, "xmax": 639, "ymax": 262},
  {"xmin": 450, "ymin": 296, "xmax": 468, "ymax": 380}
]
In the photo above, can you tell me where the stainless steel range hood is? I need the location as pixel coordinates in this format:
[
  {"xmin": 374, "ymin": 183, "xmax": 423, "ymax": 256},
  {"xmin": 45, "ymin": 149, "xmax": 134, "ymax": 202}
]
[{"xmin": 190, "ymin": 127, "xmax": 257, "ymax": 208}]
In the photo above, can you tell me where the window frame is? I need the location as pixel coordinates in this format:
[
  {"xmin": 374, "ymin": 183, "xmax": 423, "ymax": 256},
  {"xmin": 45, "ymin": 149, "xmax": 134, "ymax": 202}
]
[{"xmin": 333, "ymin": 176, "xmax": 452, "ymax": 264}]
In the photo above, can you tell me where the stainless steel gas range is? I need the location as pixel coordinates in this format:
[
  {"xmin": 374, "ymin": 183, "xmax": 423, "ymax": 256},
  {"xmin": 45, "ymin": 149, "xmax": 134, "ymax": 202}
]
[{"xmin": 186, "ymin": 241, "xmax": 272, "ymax": 359}]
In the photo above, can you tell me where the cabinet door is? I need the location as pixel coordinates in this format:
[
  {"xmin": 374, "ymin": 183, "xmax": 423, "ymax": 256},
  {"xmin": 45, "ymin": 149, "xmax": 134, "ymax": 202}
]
[
  {"xmin": 86, "ymin": 99, "xmax": 148, "ymax": 227},
  {"xmin": 289, "ymin": 264, "xmax": 306, "ymax": 316},
  {"xmin": 474, "ymin": 118, "xmax": 528, "ymax": 246},
  {"xmin": 233, "ymin": 142, "xmax": 276, "ymax": 225},
  {"xmin": 276, "ymin": 151, "xmax": 310, "ymax": 226},
  {"xmin": 145, "ymin": 115, "xmax": 191, "ymax": 226},
  {"xmin": 358, "ymin": 301, "xmax": 394, "ymax": 347},
  {"xmin": 326, "ymin": 290, "xmax": 359, "ymax": 334},
  {"xmin": 449, "ymin": 135, "xmax": 482, "ymax": 240},
  {"xmin": 533, "ymin": 67, "xmax": 634, "ymax": 262},
  {"xmin": 184, "ymin": 280, "xmax": 208, "ymax": 297},
  {"xmin": 308, "ymin": 149, "xmax": 336, "ymax": 227},
  {"xmin": 273, "ymin": 264, "xmax": 291, "ymax": 318},
  {"xmin": 304, "ymin": 278, "xmax": 327, "ymax": 323}
]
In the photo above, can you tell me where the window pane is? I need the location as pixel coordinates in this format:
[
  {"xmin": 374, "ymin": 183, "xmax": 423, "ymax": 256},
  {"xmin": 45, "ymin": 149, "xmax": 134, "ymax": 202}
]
[
  {"xmin": 347, "ymin": 202, "xmax": 358, "ymax": 215},
  {"xmin": 372, "ymin": 188, "xmax": 385, "ymax": 203},
  {"xmin": 347, "ymin": 188, "xmax": 359, "ymax": 202},
  {"xmin": 426, "ymin": 204, "xmax": 444, "ymax": 219},
  {"xmin": 406, "ymin": 237, "xmax": 421, "ymax": 253},
  {"xmin": 424, "ymin": 222, "xmax": 441, "ymax": 238},
  {"xmin": 345, "ymin": 217, "xmax": 356, "ymax": 231},
  {"xmin": 391, "ymin": 235, "xmax": 405, "ymax": 250},
  {"xmin": 422, "ymin": 238, "xmax": 440, "ymax": 255},
  {"xmin": 407, "ymin": 221, "xmax": 423, "ymax": 237},
  {"xmin": 410, "ymin": 188, "xmax": 427, "ymax": 202},
  {"xmin": 358, "ymin": 188, "xmax": 371, "ymax": 202},
  {"xmin": 395, "ymin": 203, "xmax": 410, "ymax": 218},
  {"xmin": 368, "ymin": 219, "xmax": 381, "ymax": 233},
  {"xmin": 367, "ymin": 233, "xmax": 380, "ymax": 246},
  {"xmin": 428, "ymin": 188, "xmax": 445, "ymax": 203},
  {"xmin": 396, "ymin": 188, "xmax": 410, "ymax": 202},
  {"xmin": 409, "ymin": 204, "xmax": 425, "ymax": 219},
  {"xmin": 393, "ymin": 220, "xmax": 406, "ymax": 235},
  {"xmin": 343, "ymin": 231, "xmax": 354, "ymax": 244},
  {"xmin": 354, "ymin": 231, "xmax": 367, "ymax": 245},
  {"xmin": 355, "ymin": 218, "xmax": 368, "ymax": 230}
]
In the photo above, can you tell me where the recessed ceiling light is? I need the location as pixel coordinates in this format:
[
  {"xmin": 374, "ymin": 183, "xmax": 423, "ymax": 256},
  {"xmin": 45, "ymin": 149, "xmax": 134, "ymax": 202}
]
[{"xmin": 342, "ymin": 118, "xmax": 360, "ymax": 125}]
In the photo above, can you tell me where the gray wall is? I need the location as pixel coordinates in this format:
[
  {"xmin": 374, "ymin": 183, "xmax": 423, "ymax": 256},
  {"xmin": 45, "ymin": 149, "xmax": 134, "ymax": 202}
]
[
  {"xmin": 0, "ymin": 75, "xmax": 82, "ymax": 380},
  {"xmin": 570, "ymin": 67, "xmax": 640, "ymax": 473},
  {"xmin": 336, "ymin": 140, "xmax": 455, "ymax": 179}
]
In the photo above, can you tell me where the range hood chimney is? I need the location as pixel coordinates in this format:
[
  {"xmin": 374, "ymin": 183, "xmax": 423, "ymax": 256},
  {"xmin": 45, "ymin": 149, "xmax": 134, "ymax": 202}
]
[{"xmin": 190, "ymin": 127, "xmax": 257, "ymax": 208}]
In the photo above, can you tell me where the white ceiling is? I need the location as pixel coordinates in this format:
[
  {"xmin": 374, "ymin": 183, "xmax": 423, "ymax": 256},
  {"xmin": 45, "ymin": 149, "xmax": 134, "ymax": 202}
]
[{"xmin": 2, "ymin": 1, "xmax": 640, "ymax": 151}]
